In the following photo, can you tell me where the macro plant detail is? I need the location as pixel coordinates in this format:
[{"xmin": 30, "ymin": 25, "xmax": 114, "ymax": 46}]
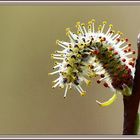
[{"xmin": 49, "ymin": 19, "xmax": 136, "ymax": 107}]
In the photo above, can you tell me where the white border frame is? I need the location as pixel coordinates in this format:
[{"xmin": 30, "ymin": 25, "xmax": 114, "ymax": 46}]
[{"xmin": 0, "ymin": 1, "xmax": 140, "ymax": 139}]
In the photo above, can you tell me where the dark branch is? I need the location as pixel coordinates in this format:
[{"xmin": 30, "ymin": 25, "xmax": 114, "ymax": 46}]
[{"xmin": 123, "ymin": 33, "xmax": 140, "ymax": 135}]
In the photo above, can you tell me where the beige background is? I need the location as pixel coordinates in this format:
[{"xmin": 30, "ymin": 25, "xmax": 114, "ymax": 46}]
[{"xmin": 0, "ymin": 5, "xmax": 140, "ymax": 135}]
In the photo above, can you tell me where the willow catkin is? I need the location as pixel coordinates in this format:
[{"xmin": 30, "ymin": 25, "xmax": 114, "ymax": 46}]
[{"xmin": 49, "ymin": 19, "xmax": 136, "ymax": 106}]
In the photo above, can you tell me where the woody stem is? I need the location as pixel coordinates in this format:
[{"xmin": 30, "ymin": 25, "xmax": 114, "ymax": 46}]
[{"xmin": 123, "ymin": 33, "xmax": 140, "ymax": 135}]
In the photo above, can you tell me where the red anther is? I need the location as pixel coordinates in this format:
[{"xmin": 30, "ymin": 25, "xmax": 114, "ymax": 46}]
[
  {"xmin": 92, "ymin": 50, "xmax": 99, "ymax": 55},
  {"xmin": 127, "ymin": 47, "xmax": 131, "ymax": 52},
  {"xmin": 132, "ymin": 58, "xmax": 136, "ymax": 61},
  {"xmin": 97, "ymin": 80, "xmax": 101, "ymax": 84},
  {"xmin": 109, "ymin": 55, "xmax": 112, "ymax": 59},
  {"xmin": 128, "ymin": 43, "xmax": 131, "ymax": 46},
  {"xmin": 122, "ymin": 74, "xmax": 127, "ymax": 78},
  {"xmin": 116, "ymin": 38, "xmax": 120, "ymax": 42},
  {"xmin": 109, "ymin": 31, "xmax": 113, "ymax": 34},
  {"xmin": 129, "ymin": 62, "xmax": 133, "ymax": 65},
  {"xmin": 124, "ymin": 49, "xmax": 127, "ymax": 53},
  {"xmin": 125, "ymin": 38, "xmax": 129, "ymax": 42},
  {"xmin": 103, "ymin": 37, "xmax": 106, "ymax": 41},
  {"xmin": 108, "ymin": 47, "xmax": 114, "ymax": 51},
  {"xmin": 114, "ymin": 51, "xmax": 118, "ymax": 55},
  {"xmin": 95, "ymin": 50, "xmax": 99, "ymax": 55},
  {"xmin": 100, "ymin": 39, "xmax": 103, "ymax": 43},
  {"xmin": 127, "ymin": 68, "xmax": 131, "ymax": 73},
  {"xmin": 125, "ymin": 65, "xmax": 128, "ymax": 69},
  {"xmin": 100, "ymin": 74, "xmax": 105, "ymax": 78},
  {"xmin": 132, "ymin": 50, "xmax": 136, "ymax": 54},
  {"xmin": 114, "ymin": 73, "xmax": 118, "ymax": 77},
  {"xmin": 122, "ymin": 58, "xmax": 126, "ymax": 62},
  {"xmin": 116, "ymin": 78, "xmax": 121, "ymax": 83},
  {"xmin": 117, "ymin": 65, "xmax": 122, "ymax": 70},
  {"xmin": 131, "ymin": 63, "xmax": 135, "ymax": 67},
  {"xmin": 103, "ymin": 82, "xmax": 109, "ymax": 88}
]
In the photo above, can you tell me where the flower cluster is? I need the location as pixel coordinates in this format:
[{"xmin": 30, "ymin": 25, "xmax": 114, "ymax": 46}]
[{"xmin": 49, "ymin": 19, "xmax": 136, "ymax": 106}]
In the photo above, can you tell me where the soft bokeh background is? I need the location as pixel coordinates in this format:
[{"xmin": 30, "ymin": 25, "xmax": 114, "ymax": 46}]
[{"xmin": 0, "ymin": 5, "xmax": 140, "ymax": 135}]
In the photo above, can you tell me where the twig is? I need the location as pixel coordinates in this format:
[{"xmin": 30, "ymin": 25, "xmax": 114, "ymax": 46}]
[{"xmin": 123, "ymin": 33, "xmax": 140, "ymax": 135}]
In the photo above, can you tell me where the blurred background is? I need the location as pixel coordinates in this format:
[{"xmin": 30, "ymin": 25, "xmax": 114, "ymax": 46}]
[{"xmin": 0, "ymin": 5, "xmax": 140, "ymax": 135}]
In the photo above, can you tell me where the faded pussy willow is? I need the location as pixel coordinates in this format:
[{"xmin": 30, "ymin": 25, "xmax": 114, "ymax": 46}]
[{"xmin": 49, "ymin": 19, "xmax": 136, "ymax": 106}]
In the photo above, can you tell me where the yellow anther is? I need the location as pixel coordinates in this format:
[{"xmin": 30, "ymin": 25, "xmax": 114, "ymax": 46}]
[
  {"xmin": 66, "ymin": 28, "xmax": 70, "ymax": 32},
  {"xmin": 117, "ymin": 31, "xmax": 123, "ymax": 35},
  {"xmin": 69, "ymin": 44, "xmax": 72, "ymax": 48},
  {"xmin": 54, "ymin": 61, "xmax": 58, "ymax": 65},
  {"xmin": 81, "ymin": 23, "xmax": 85, "ymax": 26},
  {"xmin": 86, "ymin": 80, "xmax": 91, "ymax": 86},
  {"xmin": 91, "ymin": 19, "xmax": 96, "ymax": 23},
  {"xmin": 79, "ymin": 43, "xmax": 85, "ymax": 49},
  {"xmin": 77, "ymin": 54, "xmax": 81, "ymax": 58},
  {"xmin": 117, "ymin": 31, "xmax": 121, "ymax": 34},
  {"xmin": 60, "ymin": 71, "xmax": 64, "ymax": 75},
  {"xmin": 60, "ymin": 85, "xmax": 64, "ymax": 89},
  {"xmin": 120, "ymin": 32, "xmax": 123, "ymax": 35},
  {"xmin": 103, "ymin": 21, "xmax": 107, "ymax": 24},
  {"xmin": 109, "ymin": 24, "xmax": 113, "ymax": 28},
  {"xmin": 81, "ymin": 91, "xmax": 86, "ymax": 96},
  {"xmin": 77, "ymin": 30, "xmax": 81, "ymax": 35},
  {"xmin": 66, "ymin": 31, "xmax": 70, "ymax": 36},
  {"xmin": 98, "ymin": 25, "xmax": 102, "ymax": 30},
  {"xmin": 56, "ymin": 40, "xmax": 59, "ymax": 44},
  {"xmin": 51, "ymin": 56, "xmax": 54, "ymax": 59},
  {"xmin": 72, "ymin": 76, "xmax": 77, "ymax": 81},
  {"xmin": 88, "ymin": 73, "xmax": 97, "ymax": 78},
  {"xmin": 51, "ymin": 55, "xmax": 55, "ymax": 59},
  {"xmin": 88, "ymin": 21, "xmax": 92, "ymax": 25},
  {"xmin": 88, "ymin": 25, "xmax": 91, "ymax": 28},
  {"xmin": 121, "ymin": 38, "xmax": 125, "ymax": 42},
  {"xmin": 76, "ymin": 21, "xmax": 80, "ymax": 25}
]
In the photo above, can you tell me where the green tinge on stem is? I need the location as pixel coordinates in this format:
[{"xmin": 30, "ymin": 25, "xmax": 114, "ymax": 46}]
[
  {"xmin": 122, "ymin": 86, "xmax": 132, "ymax": 96},
  {"xmin": 133, "ymin": 113, "xmax": 140, "ymax": 135}
]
